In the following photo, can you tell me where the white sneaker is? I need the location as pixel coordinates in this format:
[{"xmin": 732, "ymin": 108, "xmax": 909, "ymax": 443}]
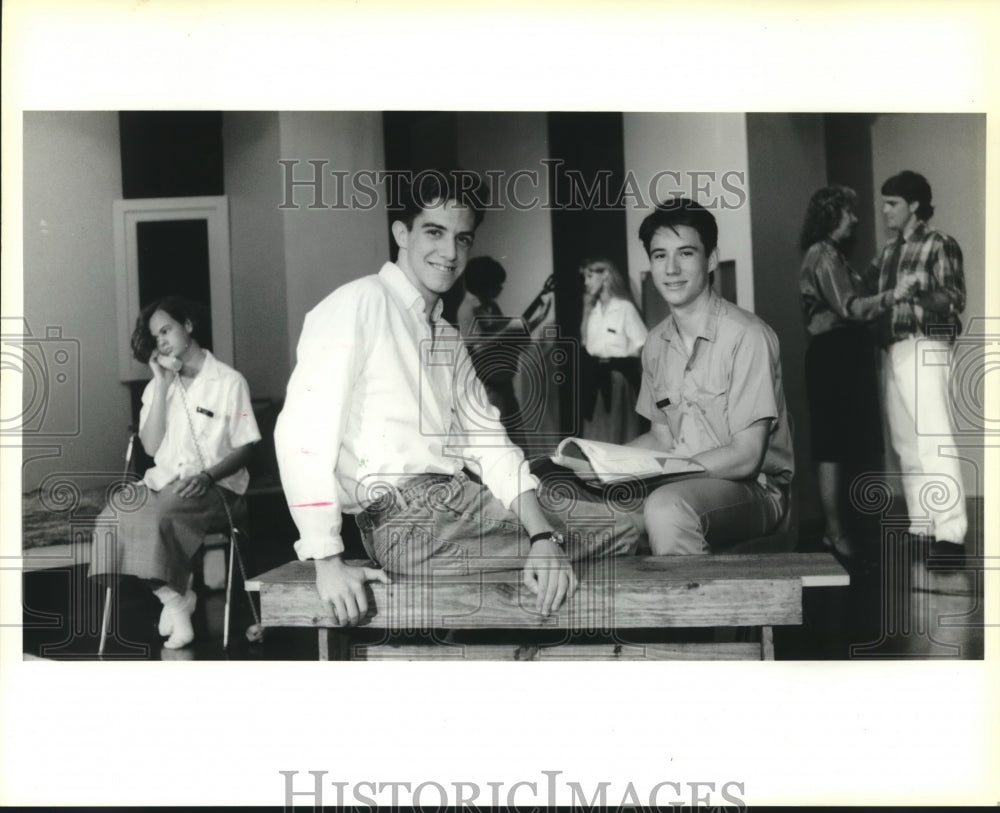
[{"xmin": 163, "ymin": 590, "xmax": 197, "ymax": 650}]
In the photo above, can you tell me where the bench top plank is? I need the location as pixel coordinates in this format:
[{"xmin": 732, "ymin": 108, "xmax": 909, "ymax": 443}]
[
  {"xmin": 246, "ymin": 552, "xmax": 848, "ymax": 591},
  {"xmin": 258, "ymin": 576, "xmax": 802, "ymax": 630},
  {"xmin": 245, "ymin": 553, "xmax": 844, "ymax": 631}
]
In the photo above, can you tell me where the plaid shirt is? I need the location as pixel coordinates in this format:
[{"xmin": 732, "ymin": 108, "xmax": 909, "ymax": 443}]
[{"xmin": 865, "ymin": 220, "xmax": 966, "ymax": 346}]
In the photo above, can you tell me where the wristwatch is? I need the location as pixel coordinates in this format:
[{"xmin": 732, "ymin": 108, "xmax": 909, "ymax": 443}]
[{"xmin": 529, "ymin": 531, "xmax": 564, "ymax": 547}]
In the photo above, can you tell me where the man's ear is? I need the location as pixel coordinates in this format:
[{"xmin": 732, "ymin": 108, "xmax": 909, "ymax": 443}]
[
  {"xmin": 907, "ymin": 199, "xmax": 920, "ymax": 217},
  {"xmin": 707, "ymin": 246, "xmax": 720, "ymax": 275},
  {"xmin": 184, "ymin": 319, "xmax": 195, "ymax": 336},
  {"xmin": 391, "ymin": 219, "xmax": 410, "ymax": 250}
]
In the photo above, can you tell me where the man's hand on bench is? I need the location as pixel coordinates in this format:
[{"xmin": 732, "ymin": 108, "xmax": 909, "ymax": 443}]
[
  {"xmin": 315, "ymin": 555, "xmax": 391, "ymax": 626},
  {"xmin": 523, "ymin": 539, "xmax": 577, "ymax": 616}
]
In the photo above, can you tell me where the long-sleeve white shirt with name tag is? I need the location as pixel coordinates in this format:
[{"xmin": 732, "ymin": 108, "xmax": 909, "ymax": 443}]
[
  {"xmin": 583, "ymin": 297, "xmax": 648, "ymax": 358},
  {"xmin": 274, "ymin": 262, "xmax": 539, "ymax": 561}
]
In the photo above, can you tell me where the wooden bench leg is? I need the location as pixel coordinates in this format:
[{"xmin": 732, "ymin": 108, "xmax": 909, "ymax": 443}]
[
  {"xmin": 760, "ymin": 625, "xmax": 775, "ymax": 660},
  {"xmin": 318, "ymin": 629, "xmax": 329, "ymax": 661}
]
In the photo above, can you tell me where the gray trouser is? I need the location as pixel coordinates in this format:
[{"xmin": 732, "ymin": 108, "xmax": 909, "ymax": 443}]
[{"xmin": 355, "ymin": 471, "xmax": 641, "ymax": 577}]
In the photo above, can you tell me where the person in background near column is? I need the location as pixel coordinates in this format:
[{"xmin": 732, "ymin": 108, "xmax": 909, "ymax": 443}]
[
  {"xmin": 452, "ymin": 256, "xmax": 553, "ymax": 440},
  {"xmin": 868, "ymin": 170, "xmax": 967, "ymax": 558},
  {"xmin": 799, "ymin": 185, "xmax": 917, "ymax": 563},
  {"xmin": 579, "ymin": 257, "xmax": 648, "ymax": 444}
]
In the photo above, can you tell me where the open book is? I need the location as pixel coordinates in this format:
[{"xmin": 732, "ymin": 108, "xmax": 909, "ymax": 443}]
[{"xmin": 551, "ymin": 437, "xmax": 705, "ymax": 485}]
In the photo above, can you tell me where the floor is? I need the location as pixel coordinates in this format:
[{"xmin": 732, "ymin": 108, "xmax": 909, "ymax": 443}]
[{"xmin": 20, "ymin": 495, "xmax": 985, "ymax": 661}]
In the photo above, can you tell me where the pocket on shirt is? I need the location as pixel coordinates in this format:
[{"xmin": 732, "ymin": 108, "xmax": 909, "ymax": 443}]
[
  {"xmin": 652, "ymin": 386, "xmax": 682, "ymax": 426},
  {"xmin": 689, "ymin": 383, "xmax": 730, "ymax": 447}
]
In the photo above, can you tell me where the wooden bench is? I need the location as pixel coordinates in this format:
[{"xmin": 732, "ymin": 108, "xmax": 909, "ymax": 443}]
[{"xmin": 246, "ymin": 552, "xmax": 848, "ymax": 660}]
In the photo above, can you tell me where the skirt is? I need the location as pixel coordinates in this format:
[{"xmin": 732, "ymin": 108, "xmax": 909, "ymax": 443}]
[
  {"xmin": 88, "ymin": 482, "xmax": 243, "ymax": 594},
  {"xmin": 805, "ymin": 325, "xmax": 884, "ymax": 464}
]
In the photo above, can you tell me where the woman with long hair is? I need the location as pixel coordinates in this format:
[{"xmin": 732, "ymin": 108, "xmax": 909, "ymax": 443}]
[
  {"xmin": 800, "ymin": 186, "xmax": 915, "ymax": 561},
  {"xmin": 90, "ymin": 296, "xmax": 260, "ymax": 650},
  {"xmin": 579, "ymin": 257, "xmax": 648, "ymax": 444}
]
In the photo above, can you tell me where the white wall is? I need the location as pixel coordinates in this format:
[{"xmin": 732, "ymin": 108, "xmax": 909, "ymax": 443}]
[
  {"xmin": 278, "ymin": 112, "xmax": 387, "ymax": 363},
  {"xmin": 870, "ymin": 114, "xmax": 987, "ymax": 499},
  {"xmin": 21, "ymin": 112, "xmax": 129, "ymax": 493},
  {"xmin": 455, "ymin": 112, "xmax": 554, "ymax": 317},
  {"xmin": 222, "ymin": 111, "xmax": 289, "ymax": 399},
  {"xmin": 622, "ymin": 113, "xmax": 754, "ymax": 309}
]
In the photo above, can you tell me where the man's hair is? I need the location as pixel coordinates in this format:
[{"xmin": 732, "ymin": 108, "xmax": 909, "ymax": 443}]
[
  {"xmin": 579, "ymin": 257, "xmax": 637, "ymax": 307},
  {"xmin": 799, "ymin": 185, "xmax": 858, "ymax": 251},
  {"xmin": 638, "ymin": 197, "xmax": 719, "ymax": 256},
  {"xmin": 464, "ymin": 256, "xmax": 506, "ymax": 299},
  {"xmin": 393, "ymin": 168, "xmax": 487, "ymax": 230},
  {"xmin": 881, "ymin": 170, "xmax": 934, "ymax": 222},
  {"xmin": 130, "ymin": 296, "xmax": 209, "ymax": 363}
]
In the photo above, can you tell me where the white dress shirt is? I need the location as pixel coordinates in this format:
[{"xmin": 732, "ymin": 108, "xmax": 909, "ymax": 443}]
[
  {"xmin": 275, "ymin": 262, "xmax": 539, "ymax": 561},
  {"xmin": 140, "ymin": 350, "xmax": 261, "ymax": 494},
  {"xmin": 583, "ymin": 297, "xmax": 648, "ymax": 358}
]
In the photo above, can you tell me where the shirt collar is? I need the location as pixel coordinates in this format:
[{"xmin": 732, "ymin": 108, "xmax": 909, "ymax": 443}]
[
  {"xmin": 902, "ymin": 219, "xmax": 928, "ymax": 242},
  {"xmin": 169, "ymin": 348, "xmax": 219, "ymax": 389},
  {"xmin": 658, "ymin": 290, "xmax": 723, "ymax": 344},
  {"xmin": 193, "ymin": 349, "xmax": 221, "ymax": 382},
  {"xmin": 379, "ymin": 261, "xmax": 444, "ymax": 321}
]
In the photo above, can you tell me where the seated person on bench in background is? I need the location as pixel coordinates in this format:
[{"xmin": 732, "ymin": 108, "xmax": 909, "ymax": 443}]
[
  {"xmin": 274, "ymin": 169, "xmax": 640, "ymax": 626},
  {"xmin": 629, "ymin": 198, "xmax": 794, "ymax": 555}
]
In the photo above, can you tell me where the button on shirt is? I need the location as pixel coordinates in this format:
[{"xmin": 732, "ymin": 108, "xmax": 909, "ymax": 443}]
[
  {"xmin": 635, "ymin": 293, "xmax": 794, "ymax": 488},
  {"xmin": 274, "ymin": 262, "xmax": 539, "ymax": 561},
  {"xmin": 140, "ymin": 350, "xmax": 261, "ymax": 495},
  {"xmin": 583, "ymin": 298, "xmax": 649, "ymax": 358}
]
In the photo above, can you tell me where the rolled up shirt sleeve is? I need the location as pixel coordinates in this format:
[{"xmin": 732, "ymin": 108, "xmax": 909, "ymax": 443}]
[
  {"xmin": 227, "ymin": 374, "xmax": 262, "ymax": 449},
  {"xmin": 727, "ymin": 324, "xmax": 779, "ymax": 436},
  {"xmin": 635, "ymin": 338, "xmax": 668, "ymax": 426}
]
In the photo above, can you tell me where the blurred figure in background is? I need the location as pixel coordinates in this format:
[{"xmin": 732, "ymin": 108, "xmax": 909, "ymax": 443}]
[
  {"xmin": 579, "ymin": 257, "xmax": 648, "ymax": 444},
  {"xmin": 799, "ymin": 185, "xmax": 914, "ymax": 562},
  {"xmin": 451, "ymin": 256, "xmax": 554, "ymax": 445},
  {"xmin": 867, "ymin": 170, "xmax": 967, "ymax": 558}
]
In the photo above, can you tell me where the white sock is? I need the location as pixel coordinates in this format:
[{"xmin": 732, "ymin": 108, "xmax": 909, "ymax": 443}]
[
  {"xmin": 154, "ymin": 586, "xmax": 196, "ymax": 649},
  {"xmin": 153, "ymin": 585, "xmax": 183, "ymax": 606}
]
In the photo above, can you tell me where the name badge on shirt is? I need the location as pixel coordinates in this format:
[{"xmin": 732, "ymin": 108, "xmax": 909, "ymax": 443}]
[
  {"xmin": 196, "ymin": 406, "xmax": 215, "ymax": 418},
  {"xmin": 655, "ymin": 397, "xmax": 671, "ymax": 408},
  {"xmin": 607, "ymin": 327, "xmax": 617, "ymax": 334}
]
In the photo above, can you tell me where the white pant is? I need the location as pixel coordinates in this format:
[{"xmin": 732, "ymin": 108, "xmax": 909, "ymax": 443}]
[{"xmin": 882, "ymin": 336, "xmax": 967, "ymax": 542}]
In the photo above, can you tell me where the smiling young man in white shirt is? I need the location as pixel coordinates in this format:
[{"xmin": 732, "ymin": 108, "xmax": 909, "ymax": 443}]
[{"xmin": 274, "ymin": 170, "xmax": 639, "ymax": 626}]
